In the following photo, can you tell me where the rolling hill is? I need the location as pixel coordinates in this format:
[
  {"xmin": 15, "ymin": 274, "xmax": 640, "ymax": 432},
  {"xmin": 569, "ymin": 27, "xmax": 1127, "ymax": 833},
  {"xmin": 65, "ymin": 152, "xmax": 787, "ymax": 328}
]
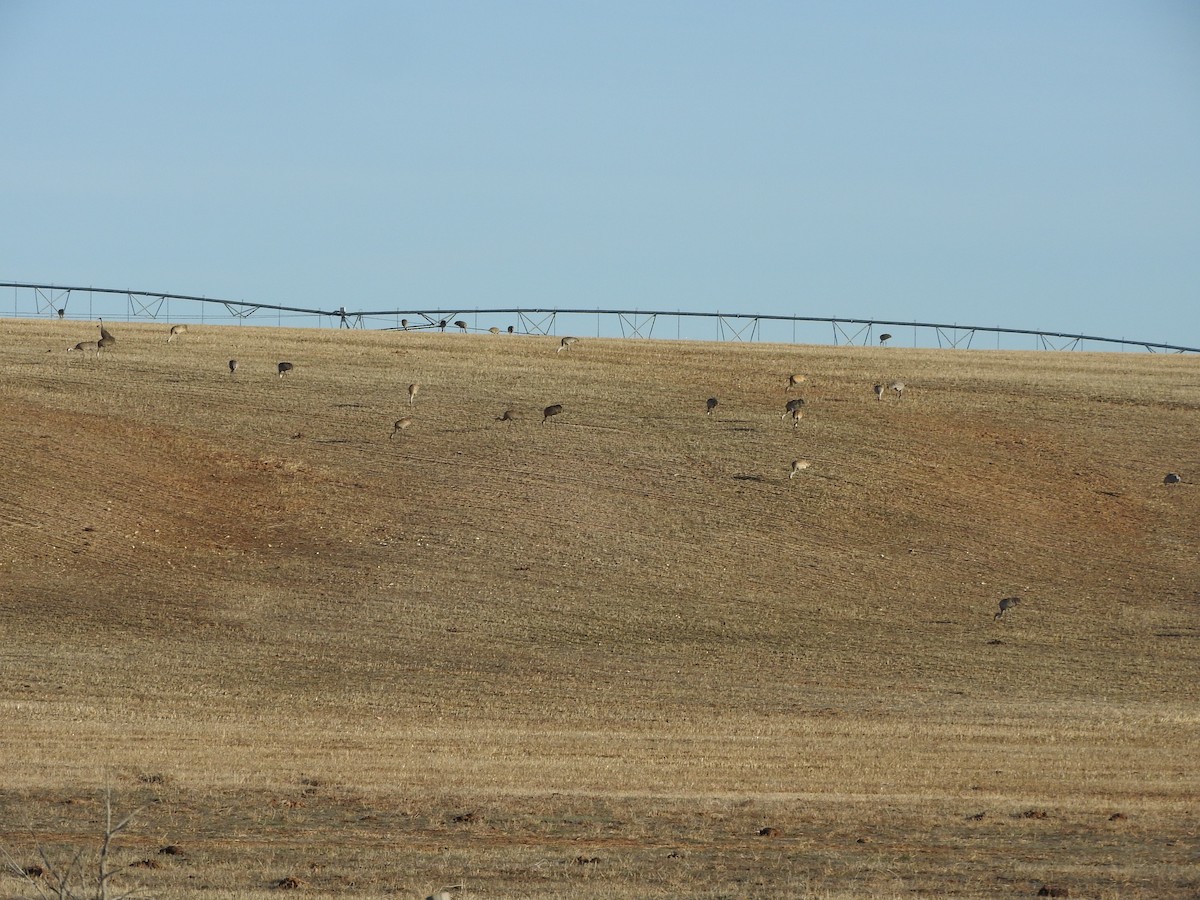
[{"xmin": 1, "ymin": 318, "xmax": 1196, "ymax": 898}]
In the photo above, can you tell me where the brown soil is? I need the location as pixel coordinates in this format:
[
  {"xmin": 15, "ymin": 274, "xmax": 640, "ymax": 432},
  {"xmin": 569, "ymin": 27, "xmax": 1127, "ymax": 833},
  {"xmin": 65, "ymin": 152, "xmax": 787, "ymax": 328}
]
[{"xmin": 0, "ymin": 319, "xmax": 1196, "ymax": 898}]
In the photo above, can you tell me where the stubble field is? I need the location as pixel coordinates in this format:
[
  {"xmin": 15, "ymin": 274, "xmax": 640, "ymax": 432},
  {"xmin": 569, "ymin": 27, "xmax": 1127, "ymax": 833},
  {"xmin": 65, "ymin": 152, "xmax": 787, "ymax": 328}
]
[{"xmin": 0, "ymin": 317, "xmax": 1197, "ymax": 898}]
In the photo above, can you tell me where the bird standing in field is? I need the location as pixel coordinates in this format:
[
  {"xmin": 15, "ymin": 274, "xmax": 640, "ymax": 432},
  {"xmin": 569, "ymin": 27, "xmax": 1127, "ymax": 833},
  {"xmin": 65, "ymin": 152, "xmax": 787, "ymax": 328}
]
[{"xmin": 994, "ymin": 596, "xmax": 1021, "ymax": 621}]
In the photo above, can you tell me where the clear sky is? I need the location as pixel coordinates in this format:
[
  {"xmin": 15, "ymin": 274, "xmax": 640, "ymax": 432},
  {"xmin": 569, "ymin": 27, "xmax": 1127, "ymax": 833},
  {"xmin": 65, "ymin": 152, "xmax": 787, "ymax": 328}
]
[{"xmin": 2, "ymin": 1, "xmax": 1197, "ymax": 346}]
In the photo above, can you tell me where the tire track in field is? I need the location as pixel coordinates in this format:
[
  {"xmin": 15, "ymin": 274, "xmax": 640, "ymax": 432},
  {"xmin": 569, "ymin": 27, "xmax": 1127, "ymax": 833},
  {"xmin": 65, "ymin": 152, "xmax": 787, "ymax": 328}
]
[{"xmin": 0, "ymin": 497, "xmax": 41, "ymax": 528}]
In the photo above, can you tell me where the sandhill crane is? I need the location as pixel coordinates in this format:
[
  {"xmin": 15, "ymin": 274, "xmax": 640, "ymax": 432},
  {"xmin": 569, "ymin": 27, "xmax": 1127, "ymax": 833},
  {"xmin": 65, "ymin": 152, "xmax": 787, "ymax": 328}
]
[
  {"xmin": 277, "ymin": 361, "xmax": 294, "ymax": 378},
  {"xmin": 542, "ymin": 404, "xmax": 563, "ymax": 424},
  {"xmin": 97, "ymin": 336, "xmax": 115, "ymax": 354},
  {"xmin": 407, "ymin": 383, "xmax": 419, "ymax": 405},
  {"xmin": 389, "ymin": 417, "xmax": 413, "ymax": 439},
  {"xmin": 891, "ymin": 381, "xmax": 906, "ymax": 399},
  {"xmin": 454, "ymin": 320, "xmax": 468, "ymax": 333},
  {"xmin": 789, "ymin": 459, "xmax": 811, "ymax": 479},
  {"xmin": 706, "ymin": 397, "xmax": 718, "ymax": 415},
  {"xmin": 167, "ymin": 324, "xmax": 188, "ymax": 343},
  {"xmin": 873, "ymin": 383, "xmax": 885, "ymax": 400},
  {"xmin": 788, "ymin": 408, "xmax": 804, "ymax": 428},
  {"xmin": 438, "ymin": 319, "xmax": 447, "ymax": 332},
  {"xmin": 994, "ymin": 597, "xmax": 1021, "ymax": 621},
  {"xmin": 401, "ymin": 318, "xmax": 409, "ymax": 330},
  {"xmin": 879, "ymin": 333, "xmax": 892, "ymax": 345},
  {"xmin": 488, "ymin": 326, "xmax": 501, "ymax": 335},
  {"xmin": 781, "ymin": 398, "xmax": 805, "ymax": 421},
  {"xmin": 228, "ymin": 359, "xmax": 239, "ymax": 375},
  {"xmin": 98, "ymin": 318, "xmax": 116, "ymax": 344},
  {"xmin": 557, "ymin": 337, "xmax": 578, "ymax": 354},
  {"xmin": 496, "ymin": 409, "xmax": 516, "ymax": 425},
  {"xmin": 786, "ymin": 374, "xmax": 806, "ymax": 391},
  {"xmin": 67, "ymin": 340, "xmax": 99, "ymax": 355}
]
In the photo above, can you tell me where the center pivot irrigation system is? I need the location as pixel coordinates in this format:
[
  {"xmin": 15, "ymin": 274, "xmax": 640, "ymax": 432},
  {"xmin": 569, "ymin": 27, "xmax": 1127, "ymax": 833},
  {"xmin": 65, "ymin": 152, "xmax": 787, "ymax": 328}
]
[{"xmin": 3, "ymin": 282, "xmax": 1196, "ymax": 353}]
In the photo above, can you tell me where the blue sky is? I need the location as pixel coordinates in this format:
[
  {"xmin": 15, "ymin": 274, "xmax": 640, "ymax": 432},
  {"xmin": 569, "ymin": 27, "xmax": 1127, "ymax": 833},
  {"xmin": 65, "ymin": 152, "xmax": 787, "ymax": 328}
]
[{"xmin": 2, "ymin": 1, "xmax": 1197, "ymax": 346}]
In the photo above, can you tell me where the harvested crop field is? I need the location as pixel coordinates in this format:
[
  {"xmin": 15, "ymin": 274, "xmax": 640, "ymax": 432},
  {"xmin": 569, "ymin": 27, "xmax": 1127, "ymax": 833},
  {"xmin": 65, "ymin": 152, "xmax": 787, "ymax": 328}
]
[{"xmin": 1, "ymin": 318, "xmax": 1197, "ymax": 898}]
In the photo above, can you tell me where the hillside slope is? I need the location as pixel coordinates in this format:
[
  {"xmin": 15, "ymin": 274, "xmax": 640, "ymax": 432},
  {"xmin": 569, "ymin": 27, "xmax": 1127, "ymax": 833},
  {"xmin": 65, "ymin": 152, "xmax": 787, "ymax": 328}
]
[{"xmin": 1, "ymin": 318, "xmax": 1197, "ymax": 897}]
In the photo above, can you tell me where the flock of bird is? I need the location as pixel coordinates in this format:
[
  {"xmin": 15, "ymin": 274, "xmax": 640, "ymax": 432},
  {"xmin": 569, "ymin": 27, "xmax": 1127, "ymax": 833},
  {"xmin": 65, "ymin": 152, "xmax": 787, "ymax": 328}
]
[
  {"xmin": 386, "ymin": 363, "xmax": 917, "ymax": 509},
  {"xmin": 66, "ymin": 319, "xmax": 297, "ymax": 377},
  {"xmin": 60, "ymin": 320, "xmax": 1035, "ymax": 622},
  {"xmin": 66, "ymin": 323, "xmax": 918, "ymax": 483},
  {"xmin": 396, "ymin": 318, "xmax": 521, "ymax": 334},
  {"xmin": 385, "ymin": 356, "xmax": 1028, "ymax": 625}
]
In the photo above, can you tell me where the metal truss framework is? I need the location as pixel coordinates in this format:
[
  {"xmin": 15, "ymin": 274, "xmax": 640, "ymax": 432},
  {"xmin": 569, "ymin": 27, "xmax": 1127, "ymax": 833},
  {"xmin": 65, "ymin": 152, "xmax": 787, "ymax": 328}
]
[{"xmin": 2, "ymin": 283, "xmax": 1196, "ymax": 353}]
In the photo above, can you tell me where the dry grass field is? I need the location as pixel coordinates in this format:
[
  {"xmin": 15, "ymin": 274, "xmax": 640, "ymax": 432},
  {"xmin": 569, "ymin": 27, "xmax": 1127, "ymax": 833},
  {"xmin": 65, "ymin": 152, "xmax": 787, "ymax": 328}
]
[{"xmin": 0, "ymin": 317, "xmax": 1197, "ymax": 899}]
